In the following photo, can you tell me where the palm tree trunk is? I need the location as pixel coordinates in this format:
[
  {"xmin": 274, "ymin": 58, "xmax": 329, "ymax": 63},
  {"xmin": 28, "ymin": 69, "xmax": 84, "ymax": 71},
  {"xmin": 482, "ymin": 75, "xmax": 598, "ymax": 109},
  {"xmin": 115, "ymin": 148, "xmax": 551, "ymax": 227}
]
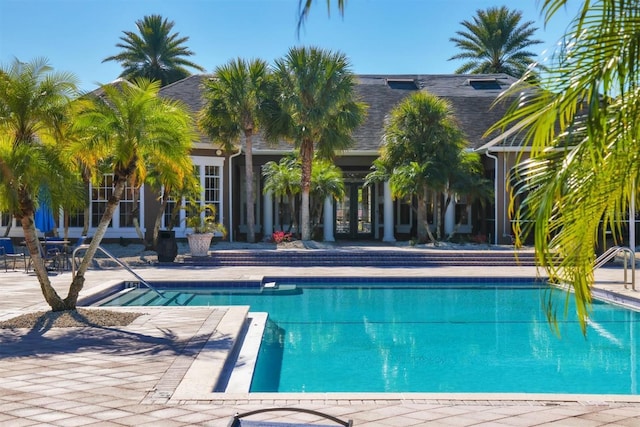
[
  {"xmin": 300, "ymin": 141, "xmax": 313, "ymax": 241},
  {"xmin": 3, "ymin": 218, "xmax": 12, "ymax": 237},
  {"xmin": 82, "ymin": 206, "xmax": 90, "ymax": 236},
  {"xmin": 417, "ymin": 188, "xmax": 429, "ymax": 243},
  {"xmin": 63, "ymin": 210, "xmax": 69, "ymax": 240},
  {"xmin": 64, "ymin": 178, "xmax": 127, "ymax": 308},
  {"xmin": 82, "ymin": 174, "xmax": 91, "ymax": 237},
  {"xmin": 244, "ymin": 130, "xmax": 256, "ymax": 243},
  {"xmin": 20, "ymin": 213, "xmax": 66, "ymax": 311}
]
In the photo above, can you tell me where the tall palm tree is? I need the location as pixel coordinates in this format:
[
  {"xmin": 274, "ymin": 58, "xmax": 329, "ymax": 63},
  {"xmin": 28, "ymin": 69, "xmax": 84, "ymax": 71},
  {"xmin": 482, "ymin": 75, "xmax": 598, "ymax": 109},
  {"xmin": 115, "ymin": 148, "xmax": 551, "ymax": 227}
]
[
  {"xmin": 0, "ymin": 58, "xmax": 85, "ymax": 311},
  {"xmin": 489, "ymin": 0, "xmax": 640, "ymax": 333},
  {"xmin": 448, "ymin": 6, "xmax": 543, "ymax": 78},
  {"xmin": 103, "ymin": 14, "xmax": 205, "ymax": 86},
  {"xmin": 267, "ymin": 46, "xmax": 366, "ymax": 241},
  {"xmin": 66, "ymin": 78, "xmax": 196, "ymax": 310},
  {"xmin": 368, "ymin": 91, "xmax": 467, "ymax": 243},
  {"xmin": 199, "ymin": 58, "xmax": 270, "ymax": 243}
]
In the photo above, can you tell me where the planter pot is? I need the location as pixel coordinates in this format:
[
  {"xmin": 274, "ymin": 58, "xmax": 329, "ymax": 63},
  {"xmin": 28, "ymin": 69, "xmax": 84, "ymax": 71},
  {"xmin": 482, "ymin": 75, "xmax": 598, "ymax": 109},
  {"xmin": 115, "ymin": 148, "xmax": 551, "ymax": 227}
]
[
  {"xmin": 187, "ymin": 233, "xmax": 214, "ymax": 257},
  {"xmin": 156, "ymin": 230, "xmax": 178, "ymax": 262}
]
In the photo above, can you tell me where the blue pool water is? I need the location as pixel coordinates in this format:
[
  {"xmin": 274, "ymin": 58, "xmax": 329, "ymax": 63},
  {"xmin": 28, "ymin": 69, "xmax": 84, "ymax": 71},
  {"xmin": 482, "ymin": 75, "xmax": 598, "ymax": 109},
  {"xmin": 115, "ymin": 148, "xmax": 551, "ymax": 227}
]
[{"xmin": 101, "ymin": 278, "xmax": 640, "ymax": 394}]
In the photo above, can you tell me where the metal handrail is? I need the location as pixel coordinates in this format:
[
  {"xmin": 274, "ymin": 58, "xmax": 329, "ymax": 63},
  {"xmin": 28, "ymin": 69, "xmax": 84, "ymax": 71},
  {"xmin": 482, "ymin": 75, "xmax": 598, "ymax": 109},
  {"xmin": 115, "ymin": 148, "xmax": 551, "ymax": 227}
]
[
  {"xmin": 593, "ymin": 246, "xmax": 636, "ymax": 290},
  {"xmin": 72, "ymin": 244, "xmax": 165, "ymax": 298}
]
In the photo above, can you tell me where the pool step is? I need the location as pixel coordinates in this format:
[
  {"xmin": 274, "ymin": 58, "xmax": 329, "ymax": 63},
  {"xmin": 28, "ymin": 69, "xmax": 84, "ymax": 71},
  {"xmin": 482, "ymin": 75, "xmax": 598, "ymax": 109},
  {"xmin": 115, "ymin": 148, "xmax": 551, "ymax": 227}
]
[{"xmin": 181, "ymin": 249, "xmax": 537, "ymax": 267}]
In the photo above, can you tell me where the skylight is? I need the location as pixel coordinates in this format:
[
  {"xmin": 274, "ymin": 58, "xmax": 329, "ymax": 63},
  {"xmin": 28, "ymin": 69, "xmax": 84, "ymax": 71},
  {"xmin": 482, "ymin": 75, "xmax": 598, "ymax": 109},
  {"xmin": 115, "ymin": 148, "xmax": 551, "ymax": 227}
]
[
  {"xmin": 386, "ymin": 79, "xmax": 418, "ymax": 90},
  {"xmin": 467, "ymin": 78, "xmax": 502, "ymax": 90}
]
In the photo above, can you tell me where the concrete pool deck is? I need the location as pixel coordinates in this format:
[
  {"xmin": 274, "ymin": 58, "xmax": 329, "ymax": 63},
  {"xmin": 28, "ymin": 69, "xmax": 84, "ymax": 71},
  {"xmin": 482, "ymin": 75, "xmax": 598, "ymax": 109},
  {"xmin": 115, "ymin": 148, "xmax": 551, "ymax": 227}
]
[{"xmin": 1, "ymin": 245, "xmax": 640, "ymax": 426}]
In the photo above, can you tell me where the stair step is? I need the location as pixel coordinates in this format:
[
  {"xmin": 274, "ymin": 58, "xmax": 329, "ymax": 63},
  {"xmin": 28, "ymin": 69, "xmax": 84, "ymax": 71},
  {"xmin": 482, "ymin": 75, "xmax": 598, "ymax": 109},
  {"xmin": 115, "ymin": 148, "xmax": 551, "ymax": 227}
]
[{"xmin": 181, "ymin": 250, "xmax": 536, "ymax": 267}]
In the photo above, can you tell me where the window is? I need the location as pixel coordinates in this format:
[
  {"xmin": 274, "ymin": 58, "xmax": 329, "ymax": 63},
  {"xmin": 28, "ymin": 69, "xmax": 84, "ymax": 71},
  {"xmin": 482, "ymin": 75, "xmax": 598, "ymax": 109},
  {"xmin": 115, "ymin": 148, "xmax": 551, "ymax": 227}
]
[
  {"xmin": 91, "ymin": 174, "xmax": 113, "ymax": 228},
  {"xmin": 172, "ymin": 156, "xmax": 224, "ymax": 236},
  {"xmin": 90, "ymin": 174, "xmax": 140, "ymax": 230},
  {"xmin": 396, "ymin": 197, "xmax": 412, "ymax": 233},
  {"xmin": 66, "ymin": 209, "xmax": 85, "ymax": 228},
  {"xmin": 118, "ymin": 184, "xmax": 137, "ymax": 227},
  {"xmin": 162, "ymin": 197, "xmax": 180, "ymax": 230},
  {"xmin": 199, "ymin": 165, "xmax": 222, "ymax": 222},
  {"xmin": 455, "ymin": 204, "xmax": 469, "ymax": 225}
]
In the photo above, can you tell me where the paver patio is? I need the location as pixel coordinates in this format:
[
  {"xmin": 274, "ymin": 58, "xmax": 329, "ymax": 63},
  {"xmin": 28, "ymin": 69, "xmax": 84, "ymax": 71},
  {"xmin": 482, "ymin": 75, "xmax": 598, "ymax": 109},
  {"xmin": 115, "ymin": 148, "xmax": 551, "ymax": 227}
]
[{"xmin": 1, "ymin": 244, "xmax": 639, "ymax": 426}]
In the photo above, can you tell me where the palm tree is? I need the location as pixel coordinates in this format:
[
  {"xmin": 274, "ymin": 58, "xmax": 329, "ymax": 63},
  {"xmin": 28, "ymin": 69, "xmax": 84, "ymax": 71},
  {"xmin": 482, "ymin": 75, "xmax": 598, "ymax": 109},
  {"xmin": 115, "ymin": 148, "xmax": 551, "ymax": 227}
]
[
  {"xmin": 103, "ymin": 14, "xmax": 205, "ymax": 86},
  {"xmin": 65, "ymin": 78, "xmax": 196, "ymax": 310},
  {"xmin": 488, "ymin": 0, "xmax": 640, "ymax": 333},
  {"xmin": 447, "ymin": 151, "xmax": 493, "ymax": 239},
  {"xmin": 297, "ymin": 0, "xmax": 346, "ymax": 33},
  {"xmin": 267, "ymin": 46, "xmax": 366, "ymax": 241},
  {"xmin": 368, "ymin": 91, "xmax": 467, "ymax": 243},
  {"xmin": 199, "ymin": 58, "xmax": 270, "ymax": 243},
  {"xmin": 146, "ymin": 153, "xmax": 199, "ymax": 249},
  {"xmin": 310, "ymin": 158, "xmax": 345, "ymax": 236},
  {"xmin": 448, "ymin": 6, "xmax": 543, "ymax": 78},
  {"xmin": 262, "ymin": 156, "xmax": 301, "ymax": 233},
  {"xmin": 0, "ymin": 58, "xmax": 85, "ymax": 311}
]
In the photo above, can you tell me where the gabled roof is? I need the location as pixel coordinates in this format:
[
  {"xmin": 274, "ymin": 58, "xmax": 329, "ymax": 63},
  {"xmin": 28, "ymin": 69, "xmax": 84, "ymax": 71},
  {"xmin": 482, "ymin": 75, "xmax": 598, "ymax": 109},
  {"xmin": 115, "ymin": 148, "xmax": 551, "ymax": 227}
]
[{"xmin": 159, "ymin": 73, "xmax": 520, "ymax": 153}]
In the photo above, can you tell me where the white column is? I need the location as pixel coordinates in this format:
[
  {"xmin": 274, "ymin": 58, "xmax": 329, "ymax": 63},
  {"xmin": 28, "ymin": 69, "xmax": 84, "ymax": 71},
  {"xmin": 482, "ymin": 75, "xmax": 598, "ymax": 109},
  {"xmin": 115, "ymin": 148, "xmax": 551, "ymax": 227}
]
[
  {"xmin": 323, "ymin": 197, "xmax": 335, "ymax": 242},
  {"xmin": 263, "ymin": 190, "xmax": 273, "ymax": 240},
  {"xmin": 383, "ymin": 181, "xmax": 395, "ymax": 242},
  {"xmin": 444, "ymin": 196, "xmax": 456, "ymax": 237}
]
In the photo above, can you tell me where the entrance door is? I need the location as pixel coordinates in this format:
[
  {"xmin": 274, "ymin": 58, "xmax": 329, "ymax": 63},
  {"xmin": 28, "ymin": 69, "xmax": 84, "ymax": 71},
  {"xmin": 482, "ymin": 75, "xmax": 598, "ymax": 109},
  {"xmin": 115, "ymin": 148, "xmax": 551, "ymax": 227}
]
[{"xmin": 335, "ymin": 182, "xmax": 373, "ymax": 239}]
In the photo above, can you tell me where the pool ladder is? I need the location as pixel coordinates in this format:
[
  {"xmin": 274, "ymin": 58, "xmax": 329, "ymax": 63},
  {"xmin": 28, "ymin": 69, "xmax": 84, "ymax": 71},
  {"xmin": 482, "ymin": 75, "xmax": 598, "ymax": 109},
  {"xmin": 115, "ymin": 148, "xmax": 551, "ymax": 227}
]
[
  {"xmin": 593, "ymin": 246, "xmax": 636, "ymax": 291},
  {"xmin": 71, "ymin": 244, "xmax": 165, "ymax": 298}
]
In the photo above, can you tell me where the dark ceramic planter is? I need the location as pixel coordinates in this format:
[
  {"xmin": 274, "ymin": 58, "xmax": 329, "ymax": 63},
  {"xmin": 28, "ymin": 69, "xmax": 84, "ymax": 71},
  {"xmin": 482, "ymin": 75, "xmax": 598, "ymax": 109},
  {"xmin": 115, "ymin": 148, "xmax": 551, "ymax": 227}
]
[{"xmin": 156, "ymin": 230, "xmax": 178, "ymax": 262}]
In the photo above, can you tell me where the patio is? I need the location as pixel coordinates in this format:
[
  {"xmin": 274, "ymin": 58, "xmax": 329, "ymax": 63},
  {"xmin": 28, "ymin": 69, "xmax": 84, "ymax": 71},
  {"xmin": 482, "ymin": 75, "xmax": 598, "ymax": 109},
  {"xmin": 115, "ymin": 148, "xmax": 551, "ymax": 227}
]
[{"xmin": 1, "ymin": 246, "xmax": 639, "ymax": 426}]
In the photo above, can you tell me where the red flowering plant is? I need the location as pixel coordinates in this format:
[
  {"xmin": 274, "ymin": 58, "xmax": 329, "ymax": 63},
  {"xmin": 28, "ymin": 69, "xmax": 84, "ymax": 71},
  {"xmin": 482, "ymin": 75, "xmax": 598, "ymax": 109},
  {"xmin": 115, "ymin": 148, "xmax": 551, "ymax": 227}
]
[{"xmin": 272, "ymin": 231, "xmax": 293, "ymax": 243}]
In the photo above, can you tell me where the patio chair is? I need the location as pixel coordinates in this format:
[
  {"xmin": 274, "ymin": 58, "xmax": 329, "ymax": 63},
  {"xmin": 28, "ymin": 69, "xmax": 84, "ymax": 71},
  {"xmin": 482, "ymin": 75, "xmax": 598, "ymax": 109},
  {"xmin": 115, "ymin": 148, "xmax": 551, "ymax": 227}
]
[
  {"xmin": 44, "ymin": 237, "xmax": 68, "ymax": 272},
  {"xmin": 25, "ymin": 237, "xmax": 64, "ymax": 273},
  {"xmin": 227, "ymin": 408, "xmax": 353, "ymax": 427},
  {"xmin": 0, "ymin": 237, "xmax": 27, "ymax": 272}
]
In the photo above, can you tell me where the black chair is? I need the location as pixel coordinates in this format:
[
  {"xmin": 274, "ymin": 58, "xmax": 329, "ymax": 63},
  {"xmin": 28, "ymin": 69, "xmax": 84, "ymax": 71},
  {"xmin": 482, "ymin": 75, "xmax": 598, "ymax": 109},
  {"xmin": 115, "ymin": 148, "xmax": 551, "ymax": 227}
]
[
  {"xmin": 44, "ymin": 237, "xmax": 67, "ymax": 272},
  {"xmin": 0, "ymin": 238, "xmax": 27, "ymax": 272},
  {"xmin": 227, "ymin": 408, "xmax": 353, "ymax": 427}
]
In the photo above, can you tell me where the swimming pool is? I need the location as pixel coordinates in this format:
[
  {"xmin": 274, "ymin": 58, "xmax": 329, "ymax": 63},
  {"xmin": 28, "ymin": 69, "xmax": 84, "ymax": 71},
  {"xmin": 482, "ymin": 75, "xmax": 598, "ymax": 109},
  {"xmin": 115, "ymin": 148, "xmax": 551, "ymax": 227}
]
[{"xmin": 100, "ymin": 277, "xmax": 640, "ymax": 394}]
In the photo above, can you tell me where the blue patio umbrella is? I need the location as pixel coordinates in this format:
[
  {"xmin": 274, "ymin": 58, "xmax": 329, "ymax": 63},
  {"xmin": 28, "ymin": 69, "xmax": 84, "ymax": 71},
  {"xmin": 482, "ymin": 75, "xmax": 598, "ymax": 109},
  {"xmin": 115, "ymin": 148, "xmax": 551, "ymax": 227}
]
[{"xmin": 34, "ymin": 190, "xmax": 56, "ymax": 233}]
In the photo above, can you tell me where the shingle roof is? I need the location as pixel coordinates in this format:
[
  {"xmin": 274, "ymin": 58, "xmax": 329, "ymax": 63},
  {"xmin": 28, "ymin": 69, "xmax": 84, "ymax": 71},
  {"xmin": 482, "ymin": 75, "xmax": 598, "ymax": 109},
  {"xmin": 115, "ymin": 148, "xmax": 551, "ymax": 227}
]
[{"xmin": 159, "ymin": 73, "xmax": 519, "ymax": 153}]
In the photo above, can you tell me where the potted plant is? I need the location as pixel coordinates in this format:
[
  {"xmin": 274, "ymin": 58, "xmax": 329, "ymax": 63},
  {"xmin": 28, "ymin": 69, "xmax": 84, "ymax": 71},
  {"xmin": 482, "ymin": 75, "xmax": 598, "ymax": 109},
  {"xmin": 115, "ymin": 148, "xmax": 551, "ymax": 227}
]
[{"xmin": 185, "ymin": 203, "xmax": 227, "ymax": 257}]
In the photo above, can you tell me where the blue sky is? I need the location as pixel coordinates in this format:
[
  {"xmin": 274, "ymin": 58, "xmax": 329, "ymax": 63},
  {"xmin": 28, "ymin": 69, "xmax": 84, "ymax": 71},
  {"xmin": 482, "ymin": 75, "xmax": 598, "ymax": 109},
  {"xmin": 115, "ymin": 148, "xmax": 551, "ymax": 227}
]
[{"xmin": 0, "ymin": 0, "xmax": 578, "ymax": 92}]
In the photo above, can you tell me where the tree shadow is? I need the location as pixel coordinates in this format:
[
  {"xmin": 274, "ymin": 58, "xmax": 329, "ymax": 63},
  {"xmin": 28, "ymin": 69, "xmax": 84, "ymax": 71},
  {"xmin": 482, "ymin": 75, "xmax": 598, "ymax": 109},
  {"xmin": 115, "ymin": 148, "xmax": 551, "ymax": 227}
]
[{"xmin": 0, "ymin": 310, "xmax": 232, "ymax": 360}]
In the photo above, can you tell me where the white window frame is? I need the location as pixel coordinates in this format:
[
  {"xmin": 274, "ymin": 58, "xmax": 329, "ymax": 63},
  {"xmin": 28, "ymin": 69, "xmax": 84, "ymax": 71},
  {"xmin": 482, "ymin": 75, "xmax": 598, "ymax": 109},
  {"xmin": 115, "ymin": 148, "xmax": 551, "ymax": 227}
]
[
  {"xmin": 172, "ymin": 156, "xmax": 225, "ymax": 238},
  {"xmin": 87, "ymin": 174, "xmax": 144, "ymax": 238}
]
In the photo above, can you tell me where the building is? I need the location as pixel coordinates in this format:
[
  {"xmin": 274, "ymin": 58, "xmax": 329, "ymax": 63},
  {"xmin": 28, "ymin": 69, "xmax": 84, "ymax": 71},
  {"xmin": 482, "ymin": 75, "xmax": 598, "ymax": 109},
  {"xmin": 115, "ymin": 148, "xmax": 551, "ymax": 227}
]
[{"xmin": 0, "ymin": 73, "xmax": 522, "ymax": 245}]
